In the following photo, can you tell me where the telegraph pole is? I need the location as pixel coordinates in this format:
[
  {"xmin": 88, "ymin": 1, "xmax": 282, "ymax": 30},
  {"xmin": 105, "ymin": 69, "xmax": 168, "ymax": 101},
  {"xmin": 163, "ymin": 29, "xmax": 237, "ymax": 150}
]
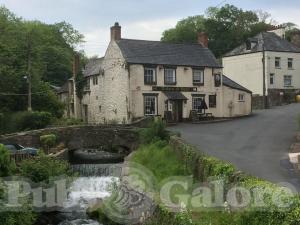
[
  {"xmin": 26, "ymin": 31, "xmax": 32, "ymax": 111},
  {"xmin": 262, "ymin": 40, "xmax": 267, "ymax": 109}
]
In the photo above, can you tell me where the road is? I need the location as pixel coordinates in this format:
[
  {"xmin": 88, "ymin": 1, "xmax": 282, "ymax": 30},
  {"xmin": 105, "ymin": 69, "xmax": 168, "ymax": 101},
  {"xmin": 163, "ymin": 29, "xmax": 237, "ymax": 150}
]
[{"xmin": 169, "ymin": 103, "xmax": 300, "ymax": 190}]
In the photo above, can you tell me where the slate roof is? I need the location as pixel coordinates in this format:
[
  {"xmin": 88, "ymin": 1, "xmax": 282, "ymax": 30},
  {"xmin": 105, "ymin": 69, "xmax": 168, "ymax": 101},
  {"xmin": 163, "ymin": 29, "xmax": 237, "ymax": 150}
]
[
  {"xmin": 222, "ymin": 75, "xmax": 252, "ymax": 93},
  {"xmin": 116, "ymin": 39, "xmax": 221, "ymax": 68},
  {"xmin": 225, "ymin": 32, "xmax": 300, "ymax": 57},
  {"xmin": 164, "ymin": 91, "xmax": 188, "ymax": 100},
  {"xmin": 57, "ymin": 82, "xmax": 69, "ymax": 94},
  {"xmin": 83, "ymin": 57, "xmax": 104, "ymax": 77}
]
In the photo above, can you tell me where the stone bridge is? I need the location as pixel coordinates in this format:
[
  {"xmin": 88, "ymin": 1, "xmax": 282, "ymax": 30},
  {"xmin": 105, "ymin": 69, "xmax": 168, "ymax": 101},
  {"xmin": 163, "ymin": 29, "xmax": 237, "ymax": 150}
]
[{"xmin": 0, "ymin": 125, "xmax": 140, "ymax": 154}]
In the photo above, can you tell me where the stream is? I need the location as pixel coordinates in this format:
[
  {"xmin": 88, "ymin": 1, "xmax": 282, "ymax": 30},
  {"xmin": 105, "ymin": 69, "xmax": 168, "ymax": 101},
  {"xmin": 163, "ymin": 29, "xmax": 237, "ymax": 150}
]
[{"xmin": 55, "ymin": 163, "xmax": 122, "ymax": 225}]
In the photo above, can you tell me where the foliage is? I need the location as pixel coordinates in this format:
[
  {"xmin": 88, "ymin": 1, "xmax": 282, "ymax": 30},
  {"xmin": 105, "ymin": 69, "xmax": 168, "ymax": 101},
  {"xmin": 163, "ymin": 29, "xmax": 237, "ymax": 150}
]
[
  {"xmin": 31, "ymin": 81, "xmax": 65, "ymax": 118},
  {"xmin": 0, "ymin": 211, "xmax": 36, "ymax": 225},
  {"xmin": 139, "ymin": 119, "xmax": 170, "ymax": 144},
  {"xmin": 201, "ymin": 156, "xmax": 235, "ymax": 180},
  {"xmin": 14, "ymin": 111, "xmax": 53, "ymax": 131},
  {"xmin": 161, "ymin": 4, "xmax": 276, "ymax": 58},
  {"xmin": 145, "ymin": 206, "xmax": 195, "ymax": 225},
  {"xmin": 20, "ymin": 155, "xmax": 72, "ymax": 183},
  {"xmin": 0, "ymin": 144, "xmax": 16, "ymax": 176},
  {"xmin": 0, "ymin": 6, "xmax": 83, "ymax": 115},
  {"xmin": 40, "ymin": 134, "xmax": 57, "ymax": 154},
  {"xmin": 131, "ymin": 140, "xmax": 189, "ymax": 183}
]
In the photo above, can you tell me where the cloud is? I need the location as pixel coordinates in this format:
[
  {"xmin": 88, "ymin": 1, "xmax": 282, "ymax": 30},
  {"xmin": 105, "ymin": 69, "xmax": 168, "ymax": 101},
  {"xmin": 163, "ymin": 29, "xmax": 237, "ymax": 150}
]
[{"xmin": 81, "ymin": 18, "xmax": 179, "ymax": 57}]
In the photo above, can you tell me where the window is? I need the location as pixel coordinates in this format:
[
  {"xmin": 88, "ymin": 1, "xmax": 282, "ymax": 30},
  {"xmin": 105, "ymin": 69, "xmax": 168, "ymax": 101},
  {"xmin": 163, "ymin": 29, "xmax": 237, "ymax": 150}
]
[
  {"xmin": 275, "ymin": 57, "xmax": 281, "ymax": 68},
  {"xmin": 144, "ymin": 95, "xmax": 157, "ymax": 116},
  {"xmin": 238, "ymin": 94, "xmax": 245, "ymax": 102},
  {"xmin": 164, "ymin": 68, "xmax": 176, "ymax": 85},
  {"xmin": 270, "ymin": 73, "xmax": 274, "ymax": 85},
  {"xmin": 288, "ymin": 58, "xmax": 293, "ymax": 69},
  {"xmin": 144, "ymin": 67, "xmax": 156, "ymax": 84},
  {"xmin": 284, "ymin": 75, "xmax": 292, "ymax": 87},
  {"xmin": 192, "ymin": 95, "xmax": 205, "ymax": 113},
  {"xmin": 209, "ymin": 95, "xmax": 216, "ymax": 108},
  {"xmin": 193, "ymin": 69, "xmax": 204, "ymax": 85},
  {"xmin": 92, "ymin": 76, "xmax": 98, "ymax": 85}
]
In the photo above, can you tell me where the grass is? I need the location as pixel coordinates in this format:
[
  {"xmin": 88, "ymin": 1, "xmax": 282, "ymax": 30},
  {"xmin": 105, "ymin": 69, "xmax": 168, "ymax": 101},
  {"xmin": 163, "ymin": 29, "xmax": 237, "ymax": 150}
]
[{"xmin": 130, "ymin": 140, "xmax": 189, "ymax": 183}]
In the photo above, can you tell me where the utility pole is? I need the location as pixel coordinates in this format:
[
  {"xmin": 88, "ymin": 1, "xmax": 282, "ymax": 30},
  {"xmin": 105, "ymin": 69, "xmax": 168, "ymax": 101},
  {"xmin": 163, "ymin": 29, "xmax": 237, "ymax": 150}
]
[
  {"xmin": 262, "ymin": 39, "xmax": 267, "ymax": 109},
  {"xmin": 26, "ymin": 31, "xmax": 32, "ymax": 111}
]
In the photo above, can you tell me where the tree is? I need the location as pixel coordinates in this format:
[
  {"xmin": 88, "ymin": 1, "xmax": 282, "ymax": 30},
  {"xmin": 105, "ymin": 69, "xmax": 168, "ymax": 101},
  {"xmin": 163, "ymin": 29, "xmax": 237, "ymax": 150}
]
[
  {"xmin": 0, "ymin": 6, "xmax": 84, "ymax": 117},
  {"xmin": 0, "ymin": 144, "xmax": 16, "ymax": 176},
  {"xmin": 161, "ymin": 4, "xmax": 276, "ymax": 58}
]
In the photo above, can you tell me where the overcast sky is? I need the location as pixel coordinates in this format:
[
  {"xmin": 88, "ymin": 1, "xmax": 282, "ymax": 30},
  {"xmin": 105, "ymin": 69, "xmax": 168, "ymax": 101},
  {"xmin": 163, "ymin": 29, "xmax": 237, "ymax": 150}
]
[{"xmin": 1, "ymin": 0, "xmax": 300, "ymax": 57}]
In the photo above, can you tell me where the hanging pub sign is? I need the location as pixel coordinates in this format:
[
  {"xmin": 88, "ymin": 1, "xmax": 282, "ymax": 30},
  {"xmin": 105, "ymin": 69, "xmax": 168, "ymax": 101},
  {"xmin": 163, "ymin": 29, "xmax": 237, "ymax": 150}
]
[
  {"xmin": 214, "ymin": 74, "xmax": 221, "ymax": 87},
  {"xmin": 152, "ymin": 86, "xmax": 197, "ymax": 92}
]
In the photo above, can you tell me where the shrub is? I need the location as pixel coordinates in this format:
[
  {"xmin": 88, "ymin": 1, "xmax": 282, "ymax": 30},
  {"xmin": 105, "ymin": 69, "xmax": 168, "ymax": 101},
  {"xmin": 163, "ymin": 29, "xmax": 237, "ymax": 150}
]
[
  {"xmin": 0, "ymin": 144, "xmax": 16, "ymax": 176},
  {"xmin": 140, "ymin": 119, "xmax": 169, "ymax": 144},
  {"xmin": 53, "ymin": 117, "xmax": 83, "ymax": 126},
  {"xmin": 40, "ymin": 134, "xmax": 57, "ymax": 154},
  {"xmin": 145, "ymin": 206, "xmax": 195, "ymax": 225},
  {"xmin": 20, "ymin": 155, "xmax": 72, "ymax": 183},
  {"xmin": 201, "ymin": 156, "xmax": 235, "ymax": 180},
  {"xmin": 17, "ymin": 111, "xmax": 53, "ymax": 130}
]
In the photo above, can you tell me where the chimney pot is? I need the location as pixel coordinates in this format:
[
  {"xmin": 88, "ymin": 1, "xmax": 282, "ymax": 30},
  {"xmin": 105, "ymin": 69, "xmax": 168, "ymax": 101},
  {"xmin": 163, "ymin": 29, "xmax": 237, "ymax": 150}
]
[
  {"xmin": 111, "ymin": 22, "xmax": 121, "ymax": 41},
  {"xmin": 197, "ymin": 32, "xmax": 209, "ymax": 48}
]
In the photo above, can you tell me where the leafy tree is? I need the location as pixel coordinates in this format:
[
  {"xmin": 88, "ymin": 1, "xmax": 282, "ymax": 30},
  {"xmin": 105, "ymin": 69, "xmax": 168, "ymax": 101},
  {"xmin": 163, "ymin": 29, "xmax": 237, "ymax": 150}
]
[
  {"xmin": 0, "ymin": 144, "xmax": 16, "ymax": 176},
  {"xmin": 0, "ymin": 6, "xmax": 84, "ymax": 117},
  {"xmin": 161, "ymin": 4, "xmax": 276, "ymax": 58}
]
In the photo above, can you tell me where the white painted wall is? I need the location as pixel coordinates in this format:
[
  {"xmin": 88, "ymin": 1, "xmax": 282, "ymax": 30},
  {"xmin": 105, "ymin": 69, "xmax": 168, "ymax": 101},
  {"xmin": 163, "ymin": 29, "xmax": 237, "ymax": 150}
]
[
  {"xmin": 265, "ymin": 51, "xmax": 300, "ymax": 91},
  {"xmin": 223, "ymin": 52, "xmax": 264, "ymax": 95}
]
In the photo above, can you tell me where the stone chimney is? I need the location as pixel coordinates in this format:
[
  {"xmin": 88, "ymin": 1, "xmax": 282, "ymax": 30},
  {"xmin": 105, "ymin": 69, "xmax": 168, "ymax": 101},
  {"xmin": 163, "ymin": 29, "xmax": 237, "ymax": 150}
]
[
  {"xmin": 111, "ymin": 22, "xmax": 121, "ymax": 41},
  {"xmin": 73, "ymin": 53, "xmax": 80, "ymax": 77},
  {"xmin": 291, "ymin": 32, "xmax": 300, "ymax": 48},
  {"xmin": 197, "ymin": 32, "xmax": 209, "ymax": 48}
]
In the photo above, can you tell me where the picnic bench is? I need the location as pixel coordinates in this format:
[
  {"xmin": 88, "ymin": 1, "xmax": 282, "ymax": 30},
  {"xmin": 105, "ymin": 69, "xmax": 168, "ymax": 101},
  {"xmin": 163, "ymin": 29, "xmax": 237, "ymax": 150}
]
[{"xmin": 190, "ymin": 110, "xmax": 214, "ymax": 122}]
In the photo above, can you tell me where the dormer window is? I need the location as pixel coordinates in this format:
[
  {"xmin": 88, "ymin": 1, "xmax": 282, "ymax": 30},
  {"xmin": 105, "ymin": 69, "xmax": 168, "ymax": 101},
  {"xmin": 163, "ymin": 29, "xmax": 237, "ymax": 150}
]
[{"xmin": 246, "ymin": 39, "xmax": 257, "ymax": 50}]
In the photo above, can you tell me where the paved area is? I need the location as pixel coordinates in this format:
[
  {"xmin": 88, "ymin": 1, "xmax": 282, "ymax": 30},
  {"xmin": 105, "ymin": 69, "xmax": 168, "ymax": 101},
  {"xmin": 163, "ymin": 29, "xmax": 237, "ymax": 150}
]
[{"xmin": 169, "ymin": 103, "xmax": 300, "ymax": 190}]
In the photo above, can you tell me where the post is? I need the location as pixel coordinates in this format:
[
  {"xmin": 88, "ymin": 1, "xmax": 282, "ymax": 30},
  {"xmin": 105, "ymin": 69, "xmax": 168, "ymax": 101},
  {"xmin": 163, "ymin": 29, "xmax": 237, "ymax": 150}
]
[
  {"xmin": 262, "ymin": 44, "xmax": 267, "ymax": 109},
  {"xmin": 27, "ymin": 33, "xmax": 32, "ymax": 111}
]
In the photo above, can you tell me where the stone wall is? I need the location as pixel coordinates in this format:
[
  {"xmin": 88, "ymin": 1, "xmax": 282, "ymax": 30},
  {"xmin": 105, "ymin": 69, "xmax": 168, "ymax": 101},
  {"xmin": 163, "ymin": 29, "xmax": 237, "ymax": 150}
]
[
  {"xmin": 252, "ymin": 95, "xmax": 264, "ymax": 110},
  {"xmin": 268, "ymin": 89, "xmax": 298, "ymax": 107},
  {"xmin": 0, "ymin": 125, "xmax": 140, "ymax": 151}
]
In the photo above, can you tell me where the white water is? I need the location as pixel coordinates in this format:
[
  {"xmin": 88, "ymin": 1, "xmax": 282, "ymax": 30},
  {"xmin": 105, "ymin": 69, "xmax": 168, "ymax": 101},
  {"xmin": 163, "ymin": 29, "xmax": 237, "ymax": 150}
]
[{"xmin": 59, "ymin": 176, "xmax": 117, "ymax": 225}]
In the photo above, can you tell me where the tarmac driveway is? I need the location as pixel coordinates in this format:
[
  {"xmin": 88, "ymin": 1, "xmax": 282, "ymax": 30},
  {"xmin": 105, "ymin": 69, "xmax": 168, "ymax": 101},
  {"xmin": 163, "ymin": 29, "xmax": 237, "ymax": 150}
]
[{"xmin": 169, "ymin": 103, "xmax": 300, "ymax": 189}]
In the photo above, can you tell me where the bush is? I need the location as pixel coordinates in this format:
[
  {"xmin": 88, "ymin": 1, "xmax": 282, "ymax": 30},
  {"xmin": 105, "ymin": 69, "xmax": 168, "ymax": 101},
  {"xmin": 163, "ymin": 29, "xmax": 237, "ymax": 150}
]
[
  {"xmin": 20, "ymin": 155, "xmax": 72, "ymax": 183},
  {"xmin": 140, "ymin": 119, "xmax": 169, "ymax": 144},
  {"xmin": 40, "ymin": 134, "xmax": 57, "ymax": 154},
  {"xmin": 0, "ymin": 144, "xmax": 16, "ymax": 176},
  {"xmin": 16, "ymin": 111, "xmax": 53, "ymax": 131}
]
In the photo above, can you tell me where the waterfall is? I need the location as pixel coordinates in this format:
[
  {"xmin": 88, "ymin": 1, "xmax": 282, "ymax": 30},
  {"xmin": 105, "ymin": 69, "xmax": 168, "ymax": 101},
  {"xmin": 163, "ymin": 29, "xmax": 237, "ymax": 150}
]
[
  {"xmin": 71, "ymin": 164, "xmax": 122, "ymax": 177},
  {"xmin": 56, "ymin": 164, "xmax": 120, "ymax": 225}
]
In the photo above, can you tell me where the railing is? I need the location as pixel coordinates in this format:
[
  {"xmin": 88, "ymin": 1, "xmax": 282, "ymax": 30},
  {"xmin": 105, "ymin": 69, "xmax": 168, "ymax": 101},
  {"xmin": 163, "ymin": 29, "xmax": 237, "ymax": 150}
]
[{"xmin": 10, "ymin": 153, "xmax": 33, "ymax": 164}]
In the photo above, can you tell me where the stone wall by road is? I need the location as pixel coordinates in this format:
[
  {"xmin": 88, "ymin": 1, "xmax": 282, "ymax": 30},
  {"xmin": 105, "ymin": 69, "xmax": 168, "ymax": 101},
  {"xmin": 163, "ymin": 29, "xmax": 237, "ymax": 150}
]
[{"xmin": 0, "ymin": 125, "xmax": 140, "ymax": 151}]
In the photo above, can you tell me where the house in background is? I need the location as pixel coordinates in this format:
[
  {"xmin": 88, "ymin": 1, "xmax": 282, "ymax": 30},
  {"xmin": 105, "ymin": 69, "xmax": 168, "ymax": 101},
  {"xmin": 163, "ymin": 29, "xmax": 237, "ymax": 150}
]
[
  {"xmin": 78, "ymin": 22, "xmax": 252, "ymax": 124},
  {"xmin": 57, "ymin": 55, "xmax": 81, "ymax": 119},
  {"xmin": 223, "ymin": 28, "xmax": 300, "ymax": 109}
]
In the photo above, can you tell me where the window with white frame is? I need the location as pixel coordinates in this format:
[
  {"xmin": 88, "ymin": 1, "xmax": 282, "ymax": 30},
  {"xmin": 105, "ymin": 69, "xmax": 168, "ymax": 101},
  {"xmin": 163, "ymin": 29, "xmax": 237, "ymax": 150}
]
[
  {"xmin": 192, "ymin": 95, "xmax": 205, "ymax": 113},
  {"xmin": 164, "ymin": 68, "xmax": 176, "ymax": 84},
  {"xmin": 284, "ymin": 75, "xmax": 292, "ymax": 87},
  {"xmin": 288, "ymin": 58, "xmax": 293, "ymax": 69},
  {"xmin": 193, "ymin": 69, "xmax": 204, "ymax": 85},
  {"xmin": 275, "ymin": 57, "xmax": 281, "ymax": 68},
  {"xmin": 144, "ymin": 67, "xmax": 156, "ymax": 84},
  {"xmin": 144, "ymin": 95, "xmax": 157, "ymax": 116},
  {"xmin": 238, "ymin": 93, "xmax": 245, "ymax": 101},
  {"xmin": 270, "ymin": 73, "xmax": 274, "ymax": 85}
]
